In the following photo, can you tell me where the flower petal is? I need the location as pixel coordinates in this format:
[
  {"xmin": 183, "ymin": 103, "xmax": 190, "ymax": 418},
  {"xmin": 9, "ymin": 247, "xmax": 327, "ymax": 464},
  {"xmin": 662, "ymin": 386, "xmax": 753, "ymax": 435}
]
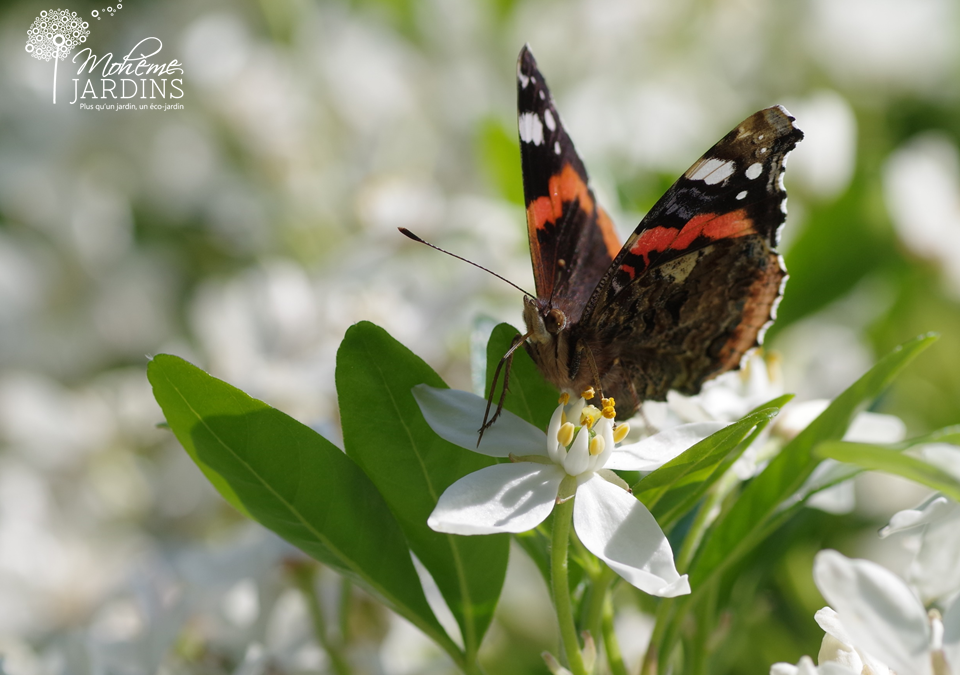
[
  {"xmin": 814, "ymin": 607, "xmax": 889, "ymax": 674},
  {"xmin": 605, "ymin": 421, "xmax": 727, "ymax": 471},
  {"xmin": 844, "ymin": 411, "xmax": 906, "ymax": 444},
  {"xmin": 911, "ymin": 500, "xmax": 960, "ymax": 603},
  {"xmin": 413, "ymin": 384, "xmax": 547, "ymax": 457},
  {"xmin": 563, "ymin": 424, "xmax": 590, "ymax": 476},
  {"xmin": 572, "ymin": 475, "xmax": 689, "ymax": 597},
  {"xmin": 427, "ymin": 463, "xmax": 564, "ymax": 534},
  {"xmin": 941, "ymin": 592, "xmax": 960, "ymax": 673},
  {"xmin": 813, "ymin": 550, "xmax": 931, "ymax": 675},
  {"xmin": 880, "ymin": 494, "xmax": 952, "ymax": 537}
]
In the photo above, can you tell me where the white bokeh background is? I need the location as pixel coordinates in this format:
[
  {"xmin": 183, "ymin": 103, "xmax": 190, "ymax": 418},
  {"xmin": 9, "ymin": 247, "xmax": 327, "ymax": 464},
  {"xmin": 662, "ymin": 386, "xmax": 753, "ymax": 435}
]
[{"xmin": 1, "ymin": 0, "xmax": 960, "ymax": 672}]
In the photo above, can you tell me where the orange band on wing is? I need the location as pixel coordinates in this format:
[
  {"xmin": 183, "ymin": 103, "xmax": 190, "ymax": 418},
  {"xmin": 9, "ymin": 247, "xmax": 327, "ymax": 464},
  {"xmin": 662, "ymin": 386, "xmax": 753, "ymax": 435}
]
[
  {"xmin": 623, "ymin": 209, "xmax": 754, "ymax": 273},
  {"xmin": 671, "ymin": 209, "xmax": 753, "ymax": 249},
  {"xmin": 526, "ymin": 164, "xmax": 595, "ymax": 232},
  {"xmin": 596, "ymin": 207, "xmax": 621, "ymax": 258},
  {"xmin": 628, "ymin": 226, "xmax": 677, "ymax": 266}
]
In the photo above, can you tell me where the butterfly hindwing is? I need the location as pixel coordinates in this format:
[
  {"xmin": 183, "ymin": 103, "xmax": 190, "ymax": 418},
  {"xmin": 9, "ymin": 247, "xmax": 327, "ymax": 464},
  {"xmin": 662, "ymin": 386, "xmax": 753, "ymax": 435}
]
[
  {"xmin": 517, "ymin": 45, "xmax": 620, "ymax": 324},
  {"xmin": 574, "ymin": 107, "xmax": 803, "ymax": 411}
]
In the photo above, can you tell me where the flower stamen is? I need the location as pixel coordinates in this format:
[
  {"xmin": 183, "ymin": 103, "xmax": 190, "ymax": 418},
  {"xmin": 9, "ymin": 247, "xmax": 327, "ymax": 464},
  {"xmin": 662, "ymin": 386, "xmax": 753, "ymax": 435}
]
[
  {"xmin": 557, "ymin": 422, "xmax": 575, "ymax": 448},
  {"xmin": 613, "ymin": 423, "xmax": 630, "ymax": 444},
  {"xmin": 589, "ymin": 435, "xmax": 605, "ymax": 456},
  {"xmin": 580, "ymin": 405, "xmax": 601, "ymax": 429},
  {"xmin": 581, "ymin": 386, "xmax": 596, "ymax": 400}
]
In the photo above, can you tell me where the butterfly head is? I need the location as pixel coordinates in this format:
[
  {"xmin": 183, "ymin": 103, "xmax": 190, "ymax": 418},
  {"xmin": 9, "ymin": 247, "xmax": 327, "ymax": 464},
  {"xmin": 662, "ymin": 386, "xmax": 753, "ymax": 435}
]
[{"xmin": 523, "ymin": 295, "xmax": 567, "ymax": 345}]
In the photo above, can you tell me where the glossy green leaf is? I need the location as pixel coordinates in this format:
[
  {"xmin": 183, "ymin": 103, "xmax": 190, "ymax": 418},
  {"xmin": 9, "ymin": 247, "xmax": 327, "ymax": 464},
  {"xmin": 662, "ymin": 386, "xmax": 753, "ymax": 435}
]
[
  {"xmin": 485, "ymin": 322, "xmax": 558, "ymax": 430},
  {"xmin": 635, "ymin": 405, "xmax": 783, "ymax": 527},
  {"xmin": 147, "ymin": 355, "xmax": 454, "ymax": 654},
  {"xmin": 815, "ymin": 440, "xmax": 960, "ymax": 502},
  {"xmin": 336, "ymin": 322, "xmax": 508, "ymax": 659},
  {"xmin": 689, "ymin": 333, "xmax": 938, "ymax": 589}
]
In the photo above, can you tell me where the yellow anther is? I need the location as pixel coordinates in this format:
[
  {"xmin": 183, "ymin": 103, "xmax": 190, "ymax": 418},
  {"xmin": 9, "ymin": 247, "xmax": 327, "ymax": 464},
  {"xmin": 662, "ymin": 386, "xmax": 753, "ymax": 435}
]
[
  {"xmin": 557, "ymin": 422, "xmax": 575, "ymax": 448},
  {"xmin": 602, "ymin": 405, "xmax": 616, "ymax": 419},
  {"xmin": 580, "ymin": 405, "xmax": 601, "ymax": 429},
  {"xmin": 558, "ymin": 392, "xmax": 570, "ymax": 406},
  {"xmin": 581, "ymin": 386, "xmax": 596, "ymax": 401},
  {"xmin": 601, "ymin": 397, "xmax": 615, "ymax": 408},
  {"xmin": 613, "ymin": 423, "xmax": 630, "ymax": 444},
  {"xmin": 589, "ymin": 435, "xmax": 605, "ymax": 456}
]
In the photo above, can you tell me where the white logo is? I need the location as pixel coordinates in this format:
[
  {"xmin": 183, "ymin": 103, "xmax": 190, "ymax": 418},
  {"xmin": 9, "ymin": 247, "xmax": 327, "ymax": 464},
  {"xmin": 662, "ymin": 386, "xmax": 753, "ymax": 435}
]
[{"xmin": 24, "ymin": 9, "xmax": 90, "ymax": 103}]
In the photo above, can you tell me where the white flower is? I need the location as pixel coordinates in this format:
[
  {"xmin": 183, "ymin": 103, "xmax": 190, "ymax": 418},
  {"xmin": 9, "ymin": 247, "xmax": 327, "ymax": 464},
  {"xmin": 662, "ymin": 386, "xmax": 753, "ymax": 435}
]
[
  {"xmin": 769, "ymin": 653, "xmax": 861, "ymax": 675},
  {"xmin": 879, "ymin": 445, "xmax": 960, "ymax": 604},
  {"xmin": 413, "ymin": 385, "xmax": 727, "ymax": 598},
  {"xmin": 812, "ymin": 550, "xmax": 960, "ymax": 675}
]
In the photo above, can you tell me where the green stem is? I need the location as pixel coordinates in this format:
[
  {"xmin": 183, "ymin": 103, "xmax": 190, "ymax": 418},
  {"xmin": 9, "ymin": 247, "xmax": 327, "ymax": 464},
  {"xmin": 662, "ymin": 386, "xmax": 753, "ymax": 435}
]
[
  {"xmin": 582, "ymin": 565, "xmax": 616, "ymax": 641},
  {"xmin": 638, "ymin": 598, "xmax": 674, "ymax": 675},
  {"xmin": 552, "ymin": 496, "xmax": 588, "ymax": 675},
  {"xmin": 675, "ymin": 483, "xmax": 726, "ymax": 574},
  {"xmin": 338, "ymin": 577, "xmax": 352, "ymax": 643},
  {"xmin": 601, "ymin": 595, "xmax": 628, "ymax": 675},
  {"xmin": 291, "ymin": 564, "xmax": 353, "ymax": 675}
]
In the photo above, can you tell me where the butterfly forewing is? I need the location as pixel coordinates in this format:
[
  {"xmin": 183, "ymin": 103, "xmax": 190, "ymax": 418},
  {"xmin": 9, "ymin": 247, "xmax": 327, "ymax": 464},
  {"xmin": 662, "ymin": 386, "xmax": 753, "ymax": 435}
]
[{"xmin": 517, "ymin": 45, "xmax": 620, "ymax": 323}]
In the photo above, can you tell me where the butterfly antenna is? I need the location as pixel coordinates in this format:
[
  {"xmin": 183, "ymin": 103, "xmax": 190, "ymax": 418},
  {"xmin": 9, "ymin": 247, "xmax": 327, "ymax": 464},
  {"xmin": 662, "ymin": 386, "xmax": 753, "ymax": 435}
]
[{"xmin": 398, "ymin": 228, "xmax": 535, "ymax": 298}]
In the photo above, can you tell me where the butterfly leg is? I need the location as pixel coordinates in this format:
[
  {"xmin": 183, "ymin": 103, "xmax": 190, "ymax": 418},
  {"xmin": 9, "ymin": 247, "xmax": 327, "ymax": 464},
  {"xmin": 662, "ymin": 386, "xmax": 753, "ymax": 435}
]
[
  {"xmin": 478, "ymin": 330, "xmax": 534, "ymax": 446},
  {"xmin": 580, "ymin": 343, "xmax": 605, "ymax": 403}
]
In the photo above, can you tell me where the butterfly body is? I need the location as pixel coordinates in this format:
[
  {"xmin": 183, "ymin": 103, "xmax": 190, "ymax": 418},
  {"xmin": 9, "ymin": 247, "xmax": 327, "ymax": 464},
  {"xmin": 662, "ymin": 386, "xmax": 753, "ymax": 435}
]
[{"xmin": 515, "ymin": 46, "xmax": 802, "ymax": 419}]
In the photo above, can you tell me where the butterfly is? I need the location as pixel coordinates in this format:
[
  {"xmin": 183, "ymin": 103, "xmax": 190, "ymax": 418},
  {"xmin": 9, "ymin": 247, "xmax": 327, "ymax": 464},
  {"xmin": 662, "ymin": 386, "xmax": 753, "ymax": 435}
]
[{"xmin": 481, "ymin": 45, "xmax": 803, "ymax": 435}]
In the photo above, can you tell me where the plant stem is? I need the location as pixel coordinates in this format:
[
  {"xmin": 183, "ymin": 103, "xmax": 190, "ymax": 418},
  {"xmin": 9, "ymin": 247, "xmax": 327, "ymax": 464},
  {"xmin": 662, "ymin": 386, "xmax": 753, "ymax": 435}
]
[
  {"xmin": 552, "ymin": 496, "xmax": 588, "ymax": 675},
  {"xmin": 638, "ymin": 598, "xmax": 673, "ymax": 675},
  {"xmin": 601, "ymin": 595, "xmax": 628, "ymax": 675},
  {"xmin": 291, "ymin": 564, "xmax": 353, "ymax": 675},
  {"xmin": 582, "ymin": 565, "xmax": 616, "ymax": 641},
  {"xmin": 338, "ymin": 577, "xmax": 352, "ymax": 643}
]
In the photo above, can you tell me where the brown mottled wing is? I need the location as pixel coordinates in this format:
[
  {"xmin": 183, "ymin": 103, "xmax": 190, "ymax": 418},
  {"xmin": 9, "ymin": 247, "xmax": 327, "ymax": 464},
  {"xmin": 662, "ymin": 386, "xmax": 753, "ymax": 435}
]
[
  {"xmin": 575, "ymin": 107, "xmax": 803, "ymax": 413},
  {"xmin": 517, "ymin": 45, "xmax": 620, "ymax": 323}
]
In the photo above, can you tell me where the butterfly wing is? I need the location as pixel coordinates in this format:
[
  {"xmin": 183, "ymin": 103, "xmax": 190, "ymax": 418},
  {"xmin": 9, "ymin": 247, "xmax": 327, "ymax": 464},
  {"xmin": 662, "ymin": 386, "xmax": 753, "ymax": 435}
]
[
  {"xmin": 575, "ymin": 107, "xmax": 803, "ymax": 412},
  {"xmin": 517, "ymin": 45, "xmax": 620, "ymax": 323}
]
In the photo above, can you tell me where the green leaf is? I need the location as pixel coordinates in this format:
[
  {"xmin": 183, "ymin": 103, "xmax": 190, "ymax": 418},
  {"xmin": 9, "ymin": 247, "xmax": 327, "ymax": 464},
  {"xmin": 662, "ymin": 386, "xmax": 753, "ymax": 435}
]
[
  {"xmin": 815, "ymin": 440, "xmax": 960, "ymax": 502},
  {"xmin": 147, "ymin": 355, "xmax": 454, "ymax": 654},
  {"xmin": 336, "ymin": 322, "xmax": 508, "ymax": 658},
  {"xmin": 485, "ymin": 322, "xmax": 558, "ymax": 430},
  {"xmin": 635, "ymin": 405, "xmax": 784, "ymax": 527},
  {"xmin": 891, "ymin": 425, "xmax": 960, "ymax": 449},
  {"xmin": 688, "ymin": 333, "xmax": 938, "ymax": 589}
]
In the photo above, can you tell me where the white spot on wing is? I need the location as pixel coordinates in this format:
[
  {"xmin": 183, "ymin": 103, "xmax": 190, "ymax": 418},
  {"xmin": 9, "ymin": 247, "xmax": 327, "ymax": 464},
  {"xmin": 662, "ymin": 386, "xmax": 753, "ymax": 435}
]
[
  {"xmin": 539, "ymin": 90, "xmax": 545, "ymax": 100},
  {"xmin": 518, "ymin": 112, "xmax": 544, "ymax": 145},
  {"xmin": 736, "ymin": 190, "xmax": 748, "ymax": 200},
  {"xmin": 687, "ymin": 158, "xmax": 736, "ymax": 185},
  {"xmin": 745, "ymin": 162, "xmax": 763, "ymax": 180},
  {"xmin": 518, "ymin": 62, "xmax": 530, "ymax": 88},
  {"xmin": 554, "ymin": 141, "xmax": 561, "ymax": 155},
  {"xmin": 544, "ymin": 108, "xmax": 556, "ymax": 132}
]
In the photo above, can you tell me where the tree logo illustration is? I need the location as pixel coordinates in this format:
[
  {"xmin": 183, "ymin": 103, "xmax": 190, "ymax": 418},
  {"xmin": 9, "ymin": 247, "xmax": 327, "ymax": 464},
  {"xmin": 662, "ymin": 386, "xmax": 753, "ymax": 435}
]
[{"xmin": 24, "ymin": 9, "xmax": 90, "ymax": 104}]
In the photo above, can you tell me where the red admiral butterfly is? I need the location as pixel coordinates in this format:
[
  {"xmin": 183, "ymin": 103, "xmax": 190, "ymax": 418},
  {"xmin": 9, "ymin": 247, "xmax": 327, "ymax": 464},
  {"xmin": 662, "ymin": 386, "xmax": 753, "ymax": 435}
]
[{"xmin": 404, "ymin": 45, "xmax": 803, "ymax": 438}]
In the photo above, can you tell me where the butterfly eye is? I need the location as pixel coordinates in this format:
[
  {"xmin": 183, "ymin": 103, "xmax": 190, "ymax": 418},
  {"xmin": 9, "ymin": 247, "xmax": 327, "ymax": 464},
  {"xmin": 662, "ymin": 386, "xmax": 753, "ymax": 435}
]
[{"xmin": 544, "ymin": 308, "xmax": 567, "ymax": 334}]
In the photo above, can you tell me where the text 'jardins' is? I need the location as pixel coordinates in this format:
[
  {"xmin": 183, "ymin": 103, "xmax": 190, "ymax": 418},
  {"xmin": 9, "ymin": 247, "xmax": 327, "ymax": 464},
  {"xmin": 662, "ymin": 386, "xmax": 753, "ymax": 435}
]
[{"xmin": 70, "ymin": 37, "xmax": 184, "ymax": 104}]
